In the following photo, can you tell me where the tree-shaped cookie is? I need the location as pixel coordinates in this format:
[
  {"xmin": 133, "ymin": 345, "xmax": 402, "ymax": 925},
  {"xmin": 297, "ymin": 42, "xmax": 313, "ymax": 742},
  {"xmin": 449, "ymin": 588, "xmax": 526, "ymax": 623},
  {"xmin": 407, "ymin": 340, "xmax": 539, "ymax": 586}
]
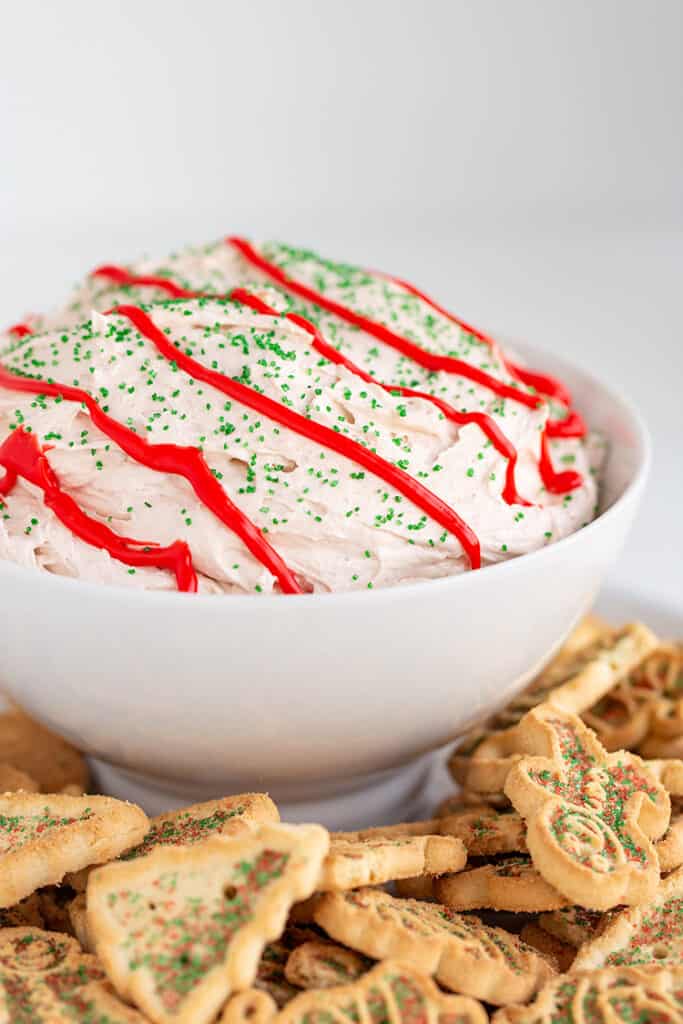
[
  {"xmin": 87, "ymin": 823, "xmax": 329, "ymax": 1024},
  {"xmin": 313, "ymin": 888, "xmax": 554, "ymax": 1006},
  {"xmin": 572, "ymin": 863, "xmax": 683, "ymax": 970},
  {"xmin": 0, "ymin": 793, "xmax": 148, "ymax": 907},
  {"xmin": 120, "ymin": 794, "xmax": 279, "ymax": 861},
  {"xmin": 504, "ymin": 706, "xmax": 670, "ymax": 909},
  {"xmin": 221, "ymin": 960, "xmax": 487, "ymax": 1024},
  {"xmin": 0, "ymin": 927, "xmax": 147, "ymax": 1021},
  {"xmin": 491, "ymin": 964, "xmax": 683, "ymax": 1024}
]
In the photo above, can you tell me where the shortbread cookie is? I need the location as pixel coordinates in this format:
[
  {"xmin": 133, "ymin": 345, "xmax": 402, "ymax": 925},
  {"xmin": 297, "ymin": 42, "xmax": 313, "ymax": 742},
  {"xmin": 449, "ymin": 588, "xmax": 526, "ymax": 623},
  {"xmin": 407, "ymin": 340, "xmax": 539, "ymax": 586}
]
[
  {"xmin": 644, "ymin": 758, "xmax": 683, "ymax": 794},
  {"xmin": 443, "ymin": 808, "xmax": 527, "ymax": 856},
  {"xmin": 319, "ymin": 835, "xmax": 467, "ymax": 891},
  {"xmin": 504, "ymin": 706, "xmax": 670, "ymax": 909},
  {"xmin": 486, "ymin": 617, "xmax": 624, "ymax": 732},
  {"xmin": 220, "ymin": 988, "xmax": 278, "ymax": 1024},
  {"xmin": 313, "ymin": 888, "xmax": 554, "ymax": 1006},
  {"xmin": 658, "ymin": 807, "xmax": 683, "ymax": 872},
  {"xmin": 582, "ymin": 645, "xmax": 682, "ymax": 753},
  {"xmin": 252, "ymin": 930, "xmax": 315, "ymax": 1009},
  {"xmin": 491, "ymin": 964, "xmax": 683, "ymax": 1024},
  {"xmin": 572, "ymin": 864, "xmax": 683, "ymax": 970},
  {"xmin": 0, "ymin": 893, "xmax": 44, "ymax": 929},
  {"xmin": 0, "ymin": 762, "xmax": 39, "ymax": 793},
  {"xmin": 68, "ymin": 892, "xmax": 94, "ymax": 952},
  {"xmin": 435, "ymin": 856, "xmax": 568, "ymax": 912},
  {"xmin": 537, "ymin": 906, "xmax": 609, "ymax": 948},
  {"xmin": 122, "ymin": 794, "xmax": 279, "ymax": 860},
  {"xmin": 277, "ymin": 959, "xmax": 487, "ymax": 1024},
  {"xmin": 0, "ymin": 927, "xmax": 147, "ymax": 1021},
  {"xmin": 641, "ymin": 645, "xmax": 683, "ymax": 738},
  {"xmin": 518, "ymin": 922, "xmax": 575, "ymax": 973},
  {"xmin": 452, "ymin": 624, "xmax": 659, "ymax": 795},
  {"xmin": 87, "ymin": 823, "xmax": 329, "ymax": 1024},
  {"xmin": 37, "ymin": 885, "xmax": 77, "ymax": 935},
  {"xmin": 0, "ymin": 709, "xmax": 89, "ymax": 793},
  {"xmin": 67, "ymin": 792, "xmax": 279, "ymax": 891},
  {"xmin": 0, "ymin": 793, "xmax": 148, "ymax": 907},
  {"xmin": 284, "ymin": 939, "xmax": 371, "ymax": 989}
]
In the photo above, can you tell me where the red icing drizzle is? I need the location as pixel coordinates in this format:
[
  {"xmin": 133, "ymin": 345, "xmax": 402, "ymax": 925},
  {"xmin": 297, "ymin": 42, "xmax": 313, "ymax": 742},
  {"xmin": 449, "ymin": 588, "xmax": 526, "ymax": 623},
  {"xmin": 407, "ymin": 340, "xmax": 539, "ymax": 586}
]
[
  {"xmin": 231, "ymin": 288, "xmax": 530, "ymax": 507},
  {"xmin": 0, "ymin": 239, "xmax": 593, "ymax": 591},
  {"xmin": 94, "ymin": 256, "xmax": 584, "ymax": 493},
  {"xmin": 0, "ymin": 364, "xmax": 302, "ymax": 595},
  {"xmin": 92, "ymin": 265, "xmax": 197, "ymax": 299},
  {"xmin": 114, "ymin": 304, "xmax": 481, "ymax": 570},
  {"xmin": 0, "ymin": 428, "xmax": 197, "ymax": 591},
  {"xmin": 226, "ymin": 238, "xmax": 585, "ymax": 493},
  {"xmin": 7, "ymin": 324, "xmax": 33, "ymax": 339}
]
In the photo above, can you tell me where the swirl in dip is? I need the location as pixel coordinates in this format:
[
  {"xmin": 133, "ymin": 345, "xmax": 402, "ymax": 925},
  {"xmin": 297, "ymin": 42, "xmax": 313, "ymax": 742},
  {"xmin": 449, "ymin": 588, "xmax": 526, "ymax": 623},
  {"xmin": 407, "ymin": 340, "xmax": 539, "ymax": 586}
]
[{"xmin": 0, "ymin": 240, "xmax": 603, "ymax": 595}]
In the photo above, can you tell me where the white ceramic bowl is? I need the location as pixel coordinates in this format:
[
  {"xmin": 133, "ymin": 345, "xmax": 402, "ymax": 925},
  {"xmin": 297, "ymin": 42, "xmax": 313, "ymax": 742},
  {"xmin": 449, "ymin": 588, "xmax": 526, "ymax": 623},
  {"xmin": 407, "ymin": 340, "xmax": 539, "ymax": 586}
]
[{"xmin": 0, "ymin": 341, "xmax": 649, "ymax": 825}]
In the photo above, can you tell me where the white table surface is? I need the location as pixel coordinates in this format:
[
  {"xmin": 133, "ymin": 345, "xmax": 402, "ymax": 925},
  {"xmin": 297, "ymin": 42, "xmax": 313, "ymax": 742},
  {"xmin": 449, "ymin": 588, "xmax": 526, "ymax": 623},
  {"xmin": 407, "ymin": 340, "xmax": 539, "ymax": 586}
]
[{"xmin": 2, "ymin": 229, "xmax": 681, "ymax": 617}]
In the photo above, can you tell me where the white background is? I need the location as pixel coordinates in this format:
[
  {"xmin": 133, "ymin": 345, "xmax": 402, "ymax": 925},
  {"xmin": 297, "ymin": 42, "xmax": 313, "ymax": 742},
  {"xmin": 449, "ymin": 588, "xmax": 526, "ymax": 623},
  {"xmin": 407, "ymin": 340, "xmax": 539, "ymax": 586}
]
[{"xmin": 2, "ymin": 0, "xmax": 681, "ymax": 611}]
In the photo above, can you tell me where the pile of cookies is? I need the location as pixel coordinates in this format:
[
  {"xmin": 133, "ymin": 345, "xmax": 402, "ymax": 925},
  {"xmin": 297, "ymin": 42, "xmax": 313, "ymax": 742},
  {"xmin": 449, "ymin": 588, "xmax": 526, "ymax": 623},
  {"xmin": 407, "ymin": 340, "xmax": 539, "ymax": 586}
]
[{"xmin": 0, "ymin": 616, "xmax": 681, "ymax": 1023}]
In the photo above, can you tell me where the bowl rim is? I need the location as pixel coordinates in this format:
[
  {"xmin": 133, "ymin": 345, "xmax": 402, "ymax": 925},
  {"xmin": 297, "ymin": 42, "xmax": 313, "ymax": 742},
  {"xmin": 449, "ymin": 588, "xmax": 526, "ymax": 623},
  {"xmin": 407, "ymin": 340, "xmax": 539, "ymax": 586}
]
[{"xmin": 0, "ymin": 338, "xmax": 651, "ymax": 611}]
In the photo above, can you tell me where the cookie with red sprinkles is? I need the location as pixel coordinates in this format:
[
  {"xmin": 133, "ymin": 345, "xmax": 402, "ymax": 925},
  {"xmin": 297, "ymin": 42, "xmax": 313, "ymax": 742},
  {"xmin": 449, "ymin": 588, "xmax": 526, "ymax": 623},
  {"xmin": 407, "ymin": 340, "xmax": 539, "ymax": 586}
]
[
  {"xmin": 0, "ymin": 792, "xmax": 148, "ymax": 908},
  {"xmin": 313, "ymin": 887, "xmax": 555, "ymax": 1006},
  {"xmin": 491, "ymin": 963, "xmax": 683, "ymax": 1024},
  {"xmin": 572, "ymin": 863, "xmax": 683, "ymax": 970},
  {"xmin": 0, "ymin": 926, "xmax": 147, "ymax": 1022},
  {"xmin": 120, "ymin": 793, "xmax": 280, "ymax": 861},
  {"xmin": 86, "ymin": 822, "xmax": 329, "ymax": 1024},
  {"xmin": 230, "ymin": 959, "xmax": 488, "ymax": 1024},
  {"xmin": 504, "ymin": 706, "xmax": 670, "ymax": 909}
]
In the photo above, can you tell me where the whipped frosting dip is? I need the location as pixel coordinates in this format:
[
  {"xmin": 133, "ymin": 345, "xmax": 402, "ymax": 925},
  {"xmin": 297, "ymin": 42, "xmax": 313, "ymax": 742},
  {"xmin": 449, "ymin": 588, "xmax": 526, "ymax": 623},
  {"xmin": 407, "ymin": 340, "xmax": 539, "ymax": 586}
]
[{"xmin": 0, "ymin": 240, "xmax": 604, "ymax": 595}]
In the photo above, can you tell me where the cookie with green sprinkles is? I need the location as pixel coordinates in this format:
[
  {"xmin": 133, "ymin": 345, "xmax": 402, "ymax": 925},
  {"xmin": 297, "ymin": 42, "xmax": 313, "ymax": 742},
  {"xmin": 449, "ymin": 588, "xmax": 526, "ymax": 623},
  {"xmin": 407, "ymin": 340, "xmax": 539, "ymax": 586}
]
[
  {"xmin": 318, "ymin": 834, "xmax": 467, "ymax": 891},
  {"xmin": 284, "ymin": 939, "xmax": 371, "ymax": 990},
  {"xmin": 450, "ymin": 624, "xmax": 659, "ymax": 796},
  {"xmin": 504, "ymin": 706, "xmax": 670, "ymax": 910},
  {"xmin": 313, "ymin": 888, "xmax": 555, "ymax": 1006},
  {"xmin": 66, "ymin": 792, "xmax": 280, "ymax": 892},
  {"xmin": 86, "ymin": 822, "xmax": 329, "ymax": 1024},
  {"xmin": 0, "ymin": 926, "xmax": 148, "ymax": 1022},
  {"xmin": 572, "ymin": 863, "xmax": 683, "ymax": 970},
  {"xmin": 491, "ymin": 964, "xmax": 683, "ymax": 1024},
  {"xmin": 434, "ymin": 855, "xmax": 568, "ymax": 913},
  {"xmin": 120, "ymin": 793, "xmax": 279, "ymax": 862},
  {"xmin": 256, "ymin": 959, "xmax": 487, "ymax": 1024},
  {"xmin": 0, "ymin": 792, "xmax": 148, "ymax": 908}
]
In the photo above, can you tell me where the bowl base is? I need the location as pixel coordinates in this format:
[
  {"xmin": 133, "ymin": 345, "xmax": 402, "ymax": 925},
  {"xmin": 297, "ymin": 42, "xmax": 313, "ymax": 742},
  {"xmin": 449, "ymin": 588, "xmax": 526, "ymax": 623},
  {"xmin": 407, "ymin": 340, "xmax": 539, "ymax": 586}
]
[{"xmin": 89, "ymin": 750, "xmax": 448, "ymax": 829}]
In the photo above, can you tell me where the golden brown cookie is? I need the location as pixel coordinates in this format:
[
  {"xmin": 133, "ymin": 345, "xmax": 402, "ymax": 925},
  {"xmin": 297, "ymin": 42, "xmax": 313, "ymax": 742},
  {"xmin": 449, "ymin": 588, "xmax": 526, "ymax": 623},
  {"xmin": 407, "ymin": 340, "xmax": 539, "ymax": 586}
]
[
  {"xmin": 504, "ymin": 707, "xmax": 670, "ymax": 909},
  {"xmin": 435, "ymin": 856, "xmax": 568, "ymax": 912},
  {"xmin": 313, "ymin": 887, "xmax": 554, "ymax": 1006},
  {"xmin": 87, "ymin": 823, "xmax": 329, "ymax": 1024},
  {"xmin": 0, "ymin": 709, "xmax": 89, "ymax": 793}
]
